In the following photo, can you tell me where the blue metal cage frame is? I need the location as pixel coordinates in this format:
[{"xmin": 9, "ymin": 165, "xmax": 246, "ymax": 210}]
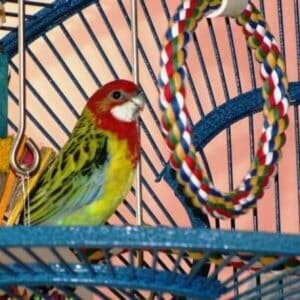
[
  {"xmin": 0, "ymin": 0, "xmax": 299, "ymax": 299},
  {"xmin": 0, "ymin": 226, "xmax": 300, "ymax": 299}
]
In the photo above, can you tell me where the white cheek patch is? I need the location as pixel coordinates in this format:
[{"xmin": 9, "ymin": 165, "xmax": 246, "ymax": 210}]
[{"xmin": 111, "ymin": 101, "xmax": 139, "ymax": 122}]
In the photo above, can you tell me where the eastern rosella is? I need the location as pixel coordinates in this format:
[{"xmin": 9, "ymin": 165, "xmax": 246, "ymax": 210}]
[{"xmin": 22, "ymin": 79, "xmax": 144, "ymax": 226}]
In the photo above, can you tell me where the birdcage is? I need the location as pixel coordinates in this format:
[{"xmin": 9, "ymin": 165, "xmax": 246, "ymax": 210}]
[{"xmin": 0, "ymin": 0, "xmax": 299, "ymax": 299}]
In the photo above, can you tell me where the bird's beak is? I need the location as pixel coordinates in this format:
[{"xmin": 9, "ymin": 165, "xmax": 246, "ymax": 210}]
[{"xmin": 131, "ymin": 91, "xmax": 145, "ymax": 111}]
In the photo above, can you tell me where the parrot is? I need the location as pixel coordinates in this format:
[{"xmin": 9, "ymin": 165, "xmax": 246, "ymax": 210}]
[
  {"xmin": 10, "ymin": 79, "xmax": 145, "ymax": 299},
  {"xmin": 21, "ymin": 79, "xmax": 144, "ymax": 226}
]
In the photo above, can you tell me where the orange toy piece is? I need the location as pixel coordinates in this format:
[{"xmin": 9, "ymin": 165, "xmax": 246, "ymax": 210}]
[{"xmin": 0, "ymin": 136, "xmax": 26, "ymax": 224}]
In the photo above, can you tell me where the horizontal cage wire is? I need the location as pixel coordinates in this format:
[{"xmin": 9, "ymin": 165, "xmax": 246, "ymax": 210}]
[{"xmin": 0, "ymin": 0, "xmax": 298, "ymax": 299}]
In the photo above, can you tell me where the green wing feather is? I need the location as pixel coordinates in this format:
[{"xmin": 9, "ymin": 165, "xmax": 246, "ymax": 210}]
[{"xmin": 23, "ymin": 109, "xmax": 109, "ymax": 225}]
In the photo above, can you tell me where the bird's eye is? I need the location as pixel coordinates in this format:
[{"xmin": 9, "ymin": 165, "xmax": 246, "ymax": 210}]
[{"xmin": 112, "ymin": 91, "xmax": 122, "ymax": 100}]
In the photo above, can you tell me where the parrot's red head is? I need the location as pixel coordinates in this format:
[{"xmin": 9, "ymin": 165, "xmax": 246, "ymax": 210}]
[
  {"xmin": 86, "ymin": 79, "xmax": 145, "ymax": 164},
  {"xmin": 87, "ymin": 80, "xmax": 144, "ymax": 123}
]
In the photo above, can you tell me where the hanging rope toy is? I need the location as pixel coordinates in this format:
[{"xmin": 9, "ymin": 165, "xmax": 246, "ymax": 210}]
[{"xmin": 159, "ymin": 0, "xmax": 289, "ymax": 219}]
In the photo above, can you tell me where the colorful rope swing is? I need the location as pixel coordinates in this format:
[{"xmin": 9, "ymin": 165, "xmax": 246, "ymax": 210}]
[{"xmin": 159, "ymin": 0, "xmax": 290, "ymax": 219}]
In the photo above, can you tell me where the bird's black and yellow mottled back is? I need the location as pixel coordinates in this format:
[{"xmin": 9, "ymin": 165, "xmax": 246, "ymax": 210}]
[{"xmin": 22, "ymin": 109, "xmax": 109, "ymax": 225}]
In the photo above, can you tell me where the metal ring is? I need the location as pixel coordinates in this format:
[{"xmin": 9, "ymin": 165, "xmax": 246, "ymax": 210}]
[{"xmin": 9, "ymin": 0, "xmax": 40, "ymax": 176}]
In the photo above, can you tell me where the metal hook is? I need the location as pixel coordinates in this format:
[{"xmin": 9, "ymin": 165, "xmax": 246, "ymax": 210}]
[{"xmin": 10, "ymin": 0, "xmax": 40, "ymax": 176}]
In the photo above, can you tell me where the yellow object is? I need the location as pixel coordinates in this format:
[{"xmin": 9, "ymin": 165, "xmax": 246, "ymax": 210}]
[
  {"xmin": 260, "ymin": 256, "xmax": 277, "ymax": 266},
  {"xmin": 0, "ymin": 137, "xmax": 26, "ymax": 224},
  {"xmin": 6, "ymin": 147, "xmax": 55, "ymax": 225},
  {"xmin": 0, "ymin": 136, "xmax": 13, "ymax": 172}
]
